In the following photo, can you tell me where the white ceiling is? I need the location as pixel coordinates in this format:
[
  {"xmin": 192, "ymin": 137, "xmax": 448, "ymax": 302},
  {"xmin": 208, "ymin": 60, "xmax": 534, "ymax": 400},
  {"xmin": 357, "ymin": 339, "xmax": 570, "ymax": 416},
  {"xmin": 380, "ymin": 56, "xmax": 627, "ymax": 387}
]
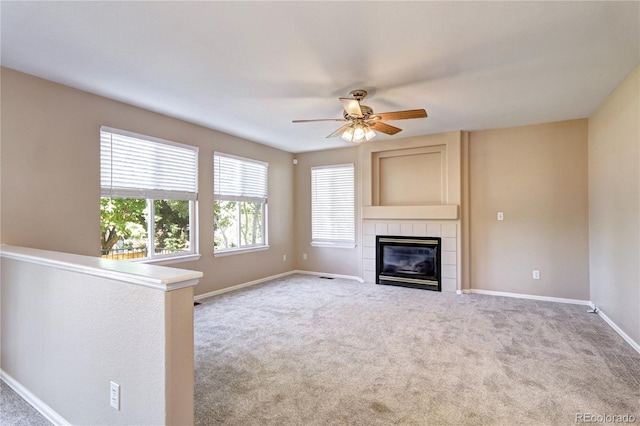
[{"xmin": 2, "ymin": 1, "xmax": 639, "ymax": 153}]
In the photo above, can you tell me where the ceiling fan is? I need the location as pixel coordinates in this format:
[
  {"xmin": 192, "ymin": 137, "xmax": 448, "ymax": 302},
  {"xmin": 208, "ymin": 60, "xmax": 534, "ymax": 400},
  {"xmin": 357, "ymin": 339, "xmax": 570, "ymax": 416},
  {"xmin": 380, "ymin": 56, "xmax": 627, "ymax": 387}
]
[{"xmin": 292, "ymin": 89, "xmax": 427, "ymax": 143}]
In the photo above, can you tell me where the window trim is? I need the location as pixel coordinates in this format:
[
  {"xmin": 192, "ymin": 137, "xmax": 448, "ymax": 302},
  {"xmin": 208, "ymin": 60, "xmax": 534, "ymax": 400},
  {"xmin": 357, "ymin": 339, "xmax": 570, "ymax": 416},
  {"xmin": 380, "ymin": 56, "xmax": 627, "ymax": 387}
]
[
  {"xmin": 310, "ymin": 240, "xmax": 356, "ymax": 249},
  {"xmin": 213, "ymin": 245, "xmax": 270, "ymax": 258},
  {"xmin": 145, "ymin": 197, "xmax": 199, "ymax": 262},
  {"xmin": 137, "ymin": 253, "xmax": 201, "ymax": 265}
]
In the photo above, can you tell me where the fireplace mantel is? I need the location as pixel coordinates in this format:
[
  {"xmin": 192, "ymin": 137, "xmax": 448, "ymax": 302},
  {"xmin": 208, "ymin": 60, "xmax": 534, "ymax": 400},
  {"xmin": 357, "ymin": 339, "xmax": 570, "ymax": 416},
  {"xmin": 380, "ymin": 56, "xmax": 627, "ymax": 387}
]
[{"xmin": 362, "ymin": 205, "xmax": 458, "ymax": 220}]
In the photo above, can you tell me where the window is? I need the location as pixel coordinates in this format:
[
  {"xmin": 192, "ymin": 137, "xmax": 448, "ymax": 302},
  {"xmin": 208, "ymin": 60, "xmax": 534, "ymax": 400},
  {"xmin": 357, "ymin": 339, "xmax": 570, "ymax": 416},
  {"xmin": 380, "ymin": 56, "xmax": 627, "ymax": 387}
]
[
  {"xmin": 214, "ymin": 152, "xmax": 268, "ymax": 254},
  {"xmin": 311, "ymin": 164, "xmax": 355, "ymax": 247},
  {"xmin": 100, "ymin": 127, "xmax": 199, "ymax": 263}
]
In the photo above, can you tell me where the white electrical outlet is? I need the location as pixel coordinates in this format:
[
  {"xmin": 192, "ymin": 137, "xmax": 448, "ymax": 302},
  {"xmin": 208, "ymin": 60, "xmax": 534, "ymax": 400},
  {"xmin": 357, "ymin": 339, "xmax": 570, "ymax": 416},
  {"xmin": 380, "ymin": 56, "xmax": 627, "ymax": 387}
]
[
  {"xmin": 303, "ymin": 253, "xmax": 307, "ymax": 260},
  {"xmin": 283, "ymin": 254, "xmax": 287, "ymax": 262},
  {"xmin": 110, "ymin": 381, "xmax": 120, "ymax": 410},
  {"xmin": 497, "ymin": 212, "xmax": 504, "ymax": 221},
  {"xmin": 533, "ymin": 270, "xmax": 540, "ymax": 280}
]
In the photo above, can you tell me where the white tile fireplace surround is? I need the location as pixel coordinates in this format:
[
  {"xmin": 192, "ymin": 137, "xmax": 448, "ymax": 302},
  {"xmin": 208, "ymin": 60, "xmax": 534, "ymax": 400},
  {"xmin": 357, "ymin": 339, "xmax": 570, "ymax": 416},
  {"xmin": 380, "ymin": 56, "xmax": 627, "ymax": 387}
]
[{"xmin": 362, "ymin": 221, "xmax": 459, "ymax": 292}]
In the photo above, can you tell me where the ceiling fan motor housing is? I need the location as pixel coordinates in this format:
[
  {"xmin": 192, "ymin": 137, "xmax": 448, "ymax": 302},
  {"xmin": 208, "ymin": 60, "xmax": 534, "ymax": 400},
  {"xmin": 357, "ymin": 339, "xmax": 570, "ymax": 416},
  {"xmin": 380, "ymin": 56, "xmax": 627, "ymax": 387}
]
[
  {"xmin": 344, "ymin": 104, "xmax": 373, "ymax": 120},
  {"xmin": 349, "ymin": 89, "xmax": 368, "ymax": 100}
]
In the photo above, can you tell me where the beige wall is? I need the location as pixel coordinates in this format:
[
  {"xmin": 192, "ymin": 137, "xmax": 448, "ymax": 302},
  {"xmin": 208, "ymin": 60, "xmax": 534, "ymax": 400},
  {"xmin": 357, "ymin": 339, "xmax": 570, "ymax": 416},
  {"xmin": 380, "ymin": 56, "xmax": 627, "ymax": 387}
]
[
  {"xmin": 0, "ymin": 68, "xmax": 295, "ymax": 296},
  {"xmin": 588, "ymin": 65, "xmax": 639, "ymax": 345},
  {"xmin": 293, "ymin": 147, "xmax": 361, "ymax": 277},
  {"xmin": 469, "ymin": 120, "xmax": 590, "ymax": 300}
]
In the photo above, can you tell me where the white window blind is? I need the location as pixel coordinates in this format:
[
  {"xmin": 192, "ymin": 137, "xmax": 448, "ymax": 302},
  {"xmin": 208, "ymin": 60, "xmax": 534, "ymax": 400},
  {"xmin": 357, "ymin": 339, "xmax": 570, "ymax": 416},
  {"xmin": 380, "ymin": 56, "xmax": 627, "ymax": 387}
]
[
  {"xmin": 214, "ymin": 152, "xmax": 268, "ymax": 203},
  {"xmin": 101, "ymin": 126, "xmax": 198, "ymax": 200},
  {"xmin": 311, "ymin": 164, "xmax": 355, "ymax": 244}
]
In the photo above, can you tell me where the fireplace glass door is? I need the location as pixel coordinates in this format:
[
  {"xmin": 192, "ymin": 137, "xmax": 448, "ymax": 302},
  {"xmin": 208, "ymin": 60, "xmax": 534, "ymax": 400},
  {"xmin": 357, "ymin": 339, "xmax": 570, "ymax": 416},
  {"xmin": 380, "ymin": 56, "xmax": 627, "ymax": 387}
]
[{"xmin": 376, "ymin": 236, "xmax": 441, "ymax": 291}]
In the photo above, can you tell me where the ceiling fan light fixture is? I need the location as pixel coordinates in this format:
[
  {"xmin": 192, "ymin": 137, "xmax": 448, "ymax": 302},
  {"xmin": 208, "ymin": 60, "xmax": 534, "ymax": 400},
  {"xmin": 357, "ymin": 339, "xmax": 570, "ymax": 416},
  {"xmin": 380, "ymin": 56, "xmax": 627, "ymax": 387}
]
[
  {"xmin": 364, "ymin": 126, "xmax": 376, "ymax": 141},
  {"xmin": 341, "ymin": 122, "xmax": 376, "ymax": 143},
  {"xmin": 353, "ymin": 124, "xmax": 366, "ymax": 142},
  {"xmin": 341, "ymin": 126, "xmax": 355, "ymax": 142}
]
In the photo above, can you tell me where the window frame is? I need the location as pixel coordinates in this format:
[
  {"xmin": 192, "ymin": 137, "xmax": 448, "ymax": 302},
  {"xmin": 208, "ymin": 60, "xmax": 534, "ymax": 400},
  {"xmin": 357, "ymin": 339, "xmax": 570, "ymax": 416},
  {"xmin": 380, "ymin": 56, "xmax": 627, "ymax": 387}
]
[
  {"xmin": 100, "ymin": 127, "xmax": 200, "ymax": 264},
  {"xmin": 146, "ymin": 197, "xmax": 199, "ymax": 264},
  {"xmin": 310, "ymin": 163, "xmax": 356, "ymax": 249},
  {"xmin": 213, "ymin": 152, "xmax": 269, "ymax": 256}
]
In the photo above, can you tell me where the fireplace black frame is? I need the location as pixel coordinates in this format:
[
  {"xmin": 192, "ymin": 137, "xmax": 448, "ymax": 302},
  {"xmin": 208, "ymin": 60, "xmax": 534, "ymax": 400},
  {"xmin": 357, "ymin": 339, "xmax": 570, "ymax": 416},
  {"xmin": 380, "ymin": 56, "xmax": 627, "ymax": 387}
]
[{"xmin": 376, "ymin": 235, "xmax": 442, "ymax": 291}]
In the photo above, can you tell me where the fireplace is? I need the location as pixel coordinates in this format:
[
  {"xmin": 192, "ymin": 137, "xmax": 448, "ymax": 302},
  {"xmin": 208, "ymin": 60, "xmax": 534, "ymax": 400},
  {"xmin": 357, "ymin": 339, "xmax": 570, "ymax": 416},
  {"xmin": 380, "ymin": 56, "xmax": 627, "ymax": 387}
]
[{"xmin": 376, "ymin": 236, "xmax": 441, "ymax": 291}]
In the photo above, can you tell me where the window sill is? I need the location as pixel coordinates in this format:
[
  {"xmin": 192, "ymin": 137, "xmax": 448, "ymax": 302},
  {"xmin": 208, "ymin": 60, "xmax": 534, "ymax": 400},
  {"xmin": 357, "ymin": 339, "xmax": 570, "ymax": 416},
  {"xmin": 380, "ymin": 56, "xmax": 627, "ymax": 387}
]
[
  {"xmin": 310, "ymin": 241, "xmax": 357, "ymax": 249},
  {"xmin": 214, "ymin": 245, "xmax": 270, "ymax": 257},
  {"xmin": 134, "ymin": 253, "xmax": 201, "ymax": 266}
]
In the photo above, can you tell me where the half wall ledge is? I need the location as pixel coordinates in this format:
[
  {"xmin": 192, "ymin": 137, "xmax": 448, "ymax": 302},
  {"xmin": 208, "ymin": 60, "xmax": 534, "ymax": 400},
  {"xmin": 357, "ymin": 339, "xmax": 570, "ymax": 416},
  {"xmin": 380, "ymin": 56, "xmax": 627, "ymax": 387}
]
[
  {"xmin": 0, "ymin": 245, "xmax": 203, "ymax": 291},
  {"xmin": 362, "ymin": 205, "xmax": 459, "ymax": 220}
]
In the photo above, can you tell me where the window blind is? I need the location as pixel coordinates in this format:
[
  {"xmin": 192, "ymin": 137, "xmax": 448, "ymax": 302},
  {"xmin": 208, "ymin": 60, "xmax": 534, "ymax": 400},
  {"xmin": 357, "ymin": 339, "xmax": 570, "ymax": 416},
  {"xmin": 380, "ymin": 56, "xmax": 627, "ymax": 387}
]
[
  {"xmin": 311, "ymin": 164, "xmax": 355, "ymax": 243},
  {"xmin": 214, "ymin": 152, "xmax": 268, "ymax": 203},
  {"xmin": 100, "ymin": 127, "xmax": 199, "ymax": 200}
]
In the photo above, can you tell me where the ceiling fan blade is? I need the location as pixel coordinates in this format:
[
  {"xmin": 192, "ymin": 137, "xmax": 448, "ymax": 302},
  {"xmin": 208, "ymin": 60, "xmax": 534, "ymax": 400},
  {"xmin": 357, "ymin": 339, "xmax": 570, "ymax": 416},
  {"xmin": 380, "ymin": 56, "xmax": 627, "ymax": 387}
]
[
  {"xmin": 340, "ymin": 98, "xmax": 363, "ymax": 118},
  {"xmin": 326, "ymin": 124, "xmax": 352, "ymax": 138},
  {"xmin": 292, "ymin": 118, "xmax": 349, "ymax": 123},
  {"xmin": 374, "ymin": 109, "xmax": 428, "ymax": 121},
  {"xmin": 369, "ymin": 121, "xmax": 402, "ymax": 135}
]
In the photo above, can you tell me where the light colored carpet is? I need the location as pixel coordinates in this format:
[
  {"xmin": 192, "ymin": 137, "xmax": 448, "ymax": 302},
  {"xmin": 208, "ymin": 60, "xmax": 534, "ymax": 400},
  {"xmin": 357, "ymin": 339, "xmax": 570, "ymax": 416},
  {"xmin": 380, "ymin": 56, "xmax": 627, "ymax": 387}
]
[
  {"xmin": 194, "ymin": 274, "xmax": 640, "ymax": 425},
  {"xmin": 0, "ymin": 380, "xmax": 51, "ymax": 426}
]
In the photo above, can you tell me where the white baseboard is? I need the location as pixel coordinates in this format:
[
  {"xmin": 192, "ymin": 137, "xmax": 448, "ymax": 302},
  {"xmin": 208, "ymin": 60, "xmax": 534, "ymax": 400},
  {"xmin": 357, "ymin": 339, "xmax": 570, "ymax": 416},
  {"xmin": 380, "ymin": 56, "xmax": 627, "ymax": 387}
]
[
  {"xmin": 467, "ymin": 289, "xmax": 591, "ymax": 305},
  {"xmin": 194, "ymin": 270, "xmax": 365, "ymax": 301},
  {"xmin": 589, "ymin": 302, "xmax": 640, "ymax": 355},
  {"xmin": 194, "ymin": 270, "xmax": 298, "ymax": 301},
  {"xmin": 1, "ymin": 370, "xmax": 69, "ymax": 426},
  {"xmin": 464, "ymin": 290, "xmax": 639, "ymax": 355},
  {"xmin": 293, "ymin": 270, "xmax": 364, "ymax": 283}
]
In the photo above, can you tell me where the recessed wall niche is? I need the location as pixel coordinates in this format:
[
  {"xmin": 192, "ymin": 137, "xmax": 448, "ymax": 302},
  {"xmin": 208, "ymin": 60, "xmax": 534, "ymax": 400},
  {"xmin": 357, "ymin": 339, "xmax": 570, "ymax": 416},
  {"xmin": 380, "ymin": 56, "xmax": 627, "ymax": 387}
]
[
  {"xmin": 372, "ymin": 145, "xmax": 446, "ymax": 206},
  {"xmin": 360, "ymin": 131, "xmax": 462, "ymax": 220}
]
